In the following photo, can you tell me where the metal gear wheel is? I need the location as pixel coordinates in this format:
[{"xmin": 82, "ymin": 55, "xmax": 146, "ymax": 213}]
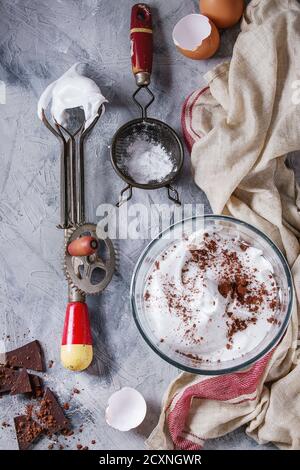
[{"xmin": 64, "ymin": 223, "xmax": 115, "ymax": 295}]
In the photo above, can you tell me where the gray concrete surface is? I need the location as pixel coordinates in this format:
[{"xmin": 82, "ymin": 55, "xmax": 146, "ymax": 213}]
[{"xmin": 0, "ymin": 0, "xmax": 298, "ymax": 450}]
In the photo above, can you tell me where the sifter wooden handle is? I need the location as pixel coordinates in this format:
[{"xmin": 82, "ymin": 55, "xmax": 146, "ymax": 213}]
[{"xmin": 130, "ymin": 3, "xmax": 153, "ymax": 86}]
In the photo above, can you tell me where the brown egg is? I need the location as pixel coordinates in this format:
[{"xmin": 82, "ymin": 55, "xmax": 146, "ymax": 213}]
[
  {"xmin": 200, "ymin": 0, "xmax": 244, "ymax": 29},
  {"xmin": 172, "ymin": 14, "xmax": 220, "ymax": 60}
]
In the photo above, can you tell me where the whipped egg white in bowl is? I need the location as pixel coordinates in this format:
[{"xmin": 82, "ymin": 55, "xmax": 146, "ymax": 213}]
[{"xmin": 130, "ymin": 216, "xmax": 293, "ymax": 374}]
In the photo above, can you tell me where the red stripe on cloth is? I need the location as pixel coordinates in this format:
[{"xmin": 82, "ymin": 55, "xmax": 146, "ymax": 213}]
[
  {"xmin": 188, "ymin": 87, "xmax": 209, "ymax": 140},
  {"xmin": 176, "ymin": 436, "xmax": 202, "ymax": 451},
  {"xmin": 167, "ymin": 351, "xmax": 273, "ymax": 450},
  {"xmin": 230, "ymin": 395, "xmax": 258, "ymax": 406},
  {"xmin": 181, "ymin": 94, "xmax": 194, "ymax": 153},
  {"xmin": 181, "ymin": 86, "xmax": 210, "ymax": 153}
]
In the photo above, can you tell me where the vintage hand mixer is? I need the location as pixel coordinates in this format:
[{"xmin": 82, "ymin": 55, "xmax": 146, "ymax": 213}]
[{"xmin": 41, "ymin": 107, "xmax": 115, "ymax": 371}]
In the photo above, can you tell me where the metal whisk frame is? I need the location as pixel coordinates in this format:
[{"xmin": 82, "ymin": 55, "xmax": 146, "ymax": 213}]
[{"xmin": 41, "ymin": 109, "xmax": 101, "ymax": 229}]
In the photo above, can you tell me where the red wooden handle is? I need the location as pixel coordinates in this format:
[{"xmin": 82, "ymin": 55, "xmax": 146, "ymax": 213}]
[
  {"xmin": 62, "ymin": 302, "xmax": 92, "ymax": 346},
  {"xmin": 61, "ymin": 302, "xmax": 93, "ymax": 371},
  {"xmin": 130, "ymin": 4, "xmax": 153, "ymax": 82}
]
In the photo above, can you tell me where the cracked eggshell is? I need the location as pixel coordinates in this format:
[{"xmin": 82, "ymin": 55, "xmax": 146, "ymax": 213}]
[
  {"xmin": 172, "ymin": 14, "xmax": 220, "ymax": 60},
  {"xmin": 105, "ymin": 387, "xmax": 147, "ymax": 432}
]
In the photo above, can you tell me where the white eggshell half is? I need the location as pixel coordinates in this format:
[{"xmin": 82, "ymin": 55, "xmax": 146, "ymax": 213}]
[
  {"xmin": 105, "ymin": 387, "xmax": 147, "ymax": 432},
  {"xmin": 172, "ymin": 14, "xmax": 212, "ymax": 51}
]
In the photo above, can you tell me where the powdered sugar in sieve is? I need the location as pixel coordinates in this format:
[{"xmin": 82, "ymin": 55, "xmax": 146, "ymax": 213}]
[{"xmin": 118, "ymin": 136, "xmax": 177, "ymax": 185}]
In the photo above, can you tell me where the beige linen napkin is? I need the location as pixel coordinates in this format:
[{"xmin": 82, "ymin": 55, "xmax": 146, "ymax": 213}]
[{"xmin": 147, "ymin": 0, "xmax": 300, "ymax": 450}]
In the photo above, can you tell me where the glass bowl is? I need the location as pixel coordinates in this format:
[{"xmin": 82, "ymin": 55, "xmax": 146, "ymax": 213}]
[{"xmin": 130, "ymin": 215, "xmax": 293, "ymax": 375}]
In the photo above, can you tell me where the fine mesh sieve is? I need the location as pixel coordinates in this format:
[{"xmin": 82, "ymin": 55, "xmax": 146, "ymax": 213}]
[{"xmin": 111, "ymin": 3, "xmax": 184, "ymax": 207}]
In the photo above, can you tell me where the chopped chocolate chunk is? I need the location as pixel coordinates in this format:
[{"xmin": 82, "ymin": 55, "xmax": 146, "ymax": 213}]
[
  {"xmin": 48, "ymin": 360, "xmax": 54, "ymax": 369},
  {"xmin": 10, "ymin": 368, "xmax": 32, "ymax": 396},
  {"xmin": 144, "ymin": 290, "xmax": 150, "ymax": 301},
  {"xmin": 240, "ymin": 242, "xmax": 249, "ymax": 252},
  {"xmin": 73, "ymin": 388, "xmax": 80, "ymax": 394},
  {"xmin": 175, "ymin": 349, "xmax": 202, "ymax": 362},
  {"xmin": 29, "ymin": 374, "xmax": 43, "ymax": 398},
  {"xmin": 267, "ymin": 316, "xmax": 278, "ymax": 325},
  {"xmin": 14, "ymin": 415, "xmax": 42, "ymax": 450},
  {"xmin": 37, "ymin": 388, "xmax": 70, "ymax": 434},
  {"xmin": 1, "ymin": 340, "xmax": 45, "ymax": 372},
  {"xmin": 0, "ymin": 367, "xmax": 19, "ymax": 394},
  {"xmin": 269, "ymin": 299, "xmax": 278, "ymax": 311},
  {"xmin": 91, "ymin": 440, "xmax": 96, "ymax": 445},
  {"xmin": 218, "ymin": 281, "xmax": 232, "ymax": 298},
  {"xmin": 227, "ymin": 315, "xmax": 249, "ymax": 341},
  {"xmin": 205, "ymin": 239, "xmax": 217, "ymax": 253},
  {"xmin": 25, "ymin": 403, "xmax": 34, "ymax": 420},
  {"xmin": 61, "ymin": 428, "xmax": 74, "ymax": 437},
  {"xmin": 77, "ymin": 443, "xmax": 83, "ymax": 450}
]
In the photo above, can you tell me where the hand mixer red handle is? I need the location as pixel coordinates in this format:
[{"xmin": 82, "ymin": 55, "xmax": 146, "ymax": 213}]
[
  {"xmin": 61, "ymin": 302, "xmax": 93, "ymax": 371},
  {"xmin": 130, "ymin": 3, "xmax": 153, "ymax": 86}
]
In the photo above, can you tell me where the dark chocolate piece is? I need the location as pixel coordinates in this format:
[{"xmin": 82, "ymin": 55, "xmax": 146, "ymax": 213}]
[
  {"xmin": 29, "ymin": 374, "xmax": 43, "ymax": 398},
  {"xmin": 0, "ymin": 367, "xmax": 19, "ymax": 394},
  {"xmin": 10, "ymin": 368, "xmax": 32, "ymax": 395},
  {"xmin": 14, "ymin": 415, "xmax": 42, "ymax": 450},
  {"xmin": 37, "ymin": 388, "xmax": 70, "ymax": 434},
  {"xmin": 1, "ymin": 340, "xmax": 45, "ymax": 372},
  {"xmin": 1, "ymin": 367, "xmax": 43, "ymax": 397}
]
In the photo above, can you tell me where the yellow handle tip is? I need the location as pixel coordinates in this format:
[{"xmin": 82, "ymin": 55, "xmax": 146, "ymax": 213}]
[{"xmin": 61, "ymin": 344, "xmax": 93, "ymax": 371}]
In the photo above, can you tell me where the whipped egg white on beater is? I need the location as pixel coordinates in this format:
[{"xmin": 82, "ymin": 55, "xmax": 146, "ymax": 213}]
[{"xmin": 37, "ymin": 63, "xmax": 107, "ymax": 129}]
